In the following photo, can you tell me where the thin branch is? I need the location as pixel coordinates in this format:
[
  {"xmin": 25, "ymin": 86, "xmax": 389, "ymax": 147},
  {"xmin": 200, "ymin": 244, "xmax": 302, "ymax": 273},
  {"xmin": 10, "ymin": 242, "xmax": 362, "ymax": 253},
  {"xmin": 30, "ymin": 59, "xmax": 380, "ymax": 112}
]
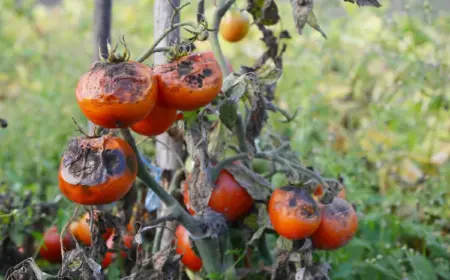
[{"xmin": 60, "ymin": 204, "xmax": 80, "ymax": 260}]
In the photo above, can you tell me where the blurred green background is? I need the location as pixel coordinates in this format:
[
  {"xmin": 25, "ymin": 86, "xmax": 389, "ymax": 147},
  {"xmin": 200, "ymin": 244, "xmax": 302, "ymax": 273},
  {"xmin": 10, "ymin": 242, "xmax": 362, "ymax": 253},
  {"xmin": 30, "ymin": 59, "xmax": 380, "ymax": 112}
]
[{"xmin": 1, "ymin": 0, "xmax": 449, "ymax": 279}]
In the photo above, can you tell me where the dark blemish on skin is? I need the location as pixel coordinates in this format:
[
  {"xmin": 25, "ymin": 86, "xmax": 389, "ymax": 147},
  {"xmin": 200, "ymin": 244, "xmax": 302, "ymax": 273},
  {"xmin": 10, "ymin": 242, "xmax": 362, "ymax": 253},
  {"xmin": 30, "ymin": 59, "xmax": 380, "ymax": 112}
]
[
  {"xmin": 102, "ymin": 149, "xmax": 126, "ymax": 176},
  {"xmin": 289, "ymin": 197, "xmax": 297, "ymax": 207},
  {"xmin": 203, "ymin": 68, "xmax": 212, "ymax": 77},
  {"xmin": 177, "ymin": 61, "xmax": 193, "ymax": 76}
]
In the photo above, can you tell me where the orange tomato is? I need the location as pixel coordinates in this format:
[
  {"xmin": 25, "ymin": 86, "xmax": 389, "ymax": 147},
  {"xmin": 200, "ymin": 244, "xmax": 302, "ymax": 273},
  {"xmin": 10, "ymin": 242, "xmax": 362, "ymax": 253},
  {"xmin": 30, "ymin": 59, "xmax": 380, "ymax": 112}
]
[
  {"xmin": 208, "ymin": 170, "xmax": 254, "ymax": 221},
  {"xmin": 311, "ymin": 198, "xmax": 358, "ymax": 250},
  {"xmin": 175, "ymin": 225, "xmax": 202, "ymax": 272},
  {"xmin": 268, "ymin": 186, "xmax": 321, "ymax": 240},
  {"xmin": 69, "ymin": 212, "xmax": 113, "ymax": 246},
  {"xmin": 154, "ymin": 52, "xmax": 223, "ymax": 111},
  {"xmin": 59, "ymin": 135, "xmax": 137, "ymax": 205},
  {"xmin": 39, "ymin": 226, "xmax": 73, "ymax": 264},
  {"xmin": 76, "ymin": 60, "xmax": 158, "ymax": 128},
  {"xmin": 131, "ymin": 102, "xmax": 177, "ymax": 136},
  {"xmin": 219, "ymin": 10, "xmax": 250, "ymax": 42}
]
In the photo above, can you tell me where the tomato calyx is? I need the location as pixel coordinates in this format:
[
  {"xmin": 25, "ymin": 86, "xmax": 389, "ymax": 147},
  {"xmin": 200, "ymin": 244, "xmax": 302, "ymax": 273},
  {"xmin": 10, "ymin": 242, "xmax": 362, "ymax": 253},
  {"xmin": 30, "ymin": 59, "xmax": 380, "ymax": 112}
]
[{"xmin": 99, "ymin": 35, "xmax": 131, "ymax": 64}]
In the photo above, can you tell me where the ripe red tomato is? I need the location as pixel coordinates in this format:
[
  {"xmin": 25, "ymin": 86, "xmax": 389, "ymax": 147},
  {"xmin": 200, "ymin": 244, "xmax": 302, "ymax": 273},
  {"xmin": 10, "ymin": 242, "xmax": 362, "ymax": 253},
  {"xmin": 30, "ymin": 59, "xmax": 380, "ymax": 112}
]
[
  {"xmin": 219, "ymin": 10, "xmax": 250, "ymax": 43},
  {"xmin": 101, "ymin": 234, "xmax": 134, "ymax": 269},
  {"xmin": 268, "ymin": 186, "xmax": 321, "ymax": 240},
  {"xmin": 76, "ymin": 60, "xmax": 158, "ymax": 128},
  {"xmin": 208, "ymin": 170, "xmax": 254, "ymax": 221},
  {"xmin": 69, "ymin": 212, "xmax": 113, "ymax": 246},
  {"xmin": 154, "ymin": 52, "xmax": 223, "ymax": 111},
  {"xmin": 310, "ymin": 198, "xmax": 358, "ymax": 250},
  {"xmin": 58, "ymin": 135, "xmax": 137, "ymax": 205},
  {"xmin": 175, "ymin": 225, "xmax": 202, "ymax": 272},
  {"xmin": 131, "ymin": 102, "xmax": 177, "ymax": 136},
  {"xmin": 39, "ymin": 226, "xmax": 73, "ymax": 264}
]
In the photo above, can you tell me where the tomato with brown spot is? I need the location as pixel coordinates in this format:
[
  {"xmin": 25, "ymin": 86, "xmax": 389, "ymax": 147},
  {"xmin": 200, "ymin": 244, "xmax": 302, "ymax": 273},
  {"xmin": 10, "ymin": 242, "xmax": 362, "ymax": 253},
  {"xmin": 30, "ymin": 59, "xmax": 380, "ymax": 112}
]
[
  {"xmin": 58, "ymin": 135, "xmax": 138, "ymax": 205},
  {"xmin": 154, "ymin": 52, "xmax": 223, "ymax": 111},
  {"xmin": 220, "ymin": 10, "xmax": 250, "ymax": 43},
  {"xmin": 69, "ymin": 212, "xmax": 113, "ymax": 246},
  {"xmin": 39, "ymin": 226, "xmax": 73, "ymax": 264},
  {"xmin": 310, "ymin": 198, "xmax": 358, "ymax": 250},
  {"xmin": 76, "ymin": 61, "xmax": 158, "ymax": 128},
  {"xmin": 268, "ymin": 186, "xmax": 321, "ymax": 240},
  {"xmin": 175, "ymin": 225, "xmax": 202, "ymax": 272},
  {"xmin": 131, "ymin": 102, "xmax": 177, "ymax": 136}
]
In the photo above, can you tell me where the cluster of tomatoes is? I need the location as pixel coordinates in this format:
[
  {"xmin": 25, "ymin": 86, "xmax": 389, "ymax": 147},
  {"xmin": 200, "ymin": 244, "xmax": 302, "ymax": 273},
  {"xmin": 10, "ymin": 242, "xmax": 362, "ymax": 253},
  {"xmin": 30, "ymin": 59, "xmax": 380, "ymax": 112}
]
[{"xmin": 178, "ymin": 170, "xmax": 358, "ymax": 272}]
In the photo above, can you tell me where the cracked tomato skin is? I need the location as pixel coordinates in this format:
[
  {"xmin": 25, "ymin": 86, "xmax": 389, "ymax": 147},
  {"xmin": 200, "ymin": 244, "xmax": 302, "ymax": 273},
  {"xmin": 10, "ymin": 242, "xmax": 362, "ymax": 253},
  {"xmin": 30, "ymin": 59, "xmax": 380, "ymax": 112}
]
[
  {"xmin": 76, "ymin": 61, "xmax": 158, "ymax": 128},
  {"xmin": 268, "ymin": 186, "xmax": 321, "ymax": 240},
  {"xmin": 220, "ymin": 10, "xmax": 250, "ymax": 43},
  {"xmin": 311, "ymin": 198, "xmax": 358, "ymax": 250},
  {"xmin": 39, "ymin": 226, "xmax": 73, "ymax": 264},
  {"xmin": 208, "ymin": 170, "xmax": 254, "ymax": 221},
  {"xmin": 69, "ymin": 212, "xmax": 113, "ymax": 246},
  {"xmin": 154, "ymin": 52, "xmax": 223, "ymax": 111},
  {"xmin": 131, "ymin": 102, "xmax": 177, "ymax": 136},
  {"xmin": 175, "ymin": 225, "xmax": 202, "ymax": 272},
  {"xmin": 58, "ymin": 135, "xmax": 138, "ymax": 205}
]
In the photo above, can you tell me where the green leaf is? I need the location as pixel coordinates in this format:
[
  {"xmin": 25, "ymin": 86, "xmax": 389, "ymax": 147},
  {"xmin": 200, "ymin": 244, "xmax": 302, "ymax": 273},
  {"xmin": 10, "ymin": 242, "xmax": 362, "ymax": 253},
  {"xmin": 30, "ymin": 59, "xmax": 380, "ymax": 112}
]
[
  {"xmin": 219, "ymin": 100, "xmax": 238, "ymax": 131},
  {"xmin": 247, "ymin": 226, "xmax": 267, "ymax": 247},
  {"xmin": 408, "ymin": 254, "xmax": 437, "ymax": 280},
  {"xmin": 307, "ymin": 11, "xmax": 327, "ymax": 39}
]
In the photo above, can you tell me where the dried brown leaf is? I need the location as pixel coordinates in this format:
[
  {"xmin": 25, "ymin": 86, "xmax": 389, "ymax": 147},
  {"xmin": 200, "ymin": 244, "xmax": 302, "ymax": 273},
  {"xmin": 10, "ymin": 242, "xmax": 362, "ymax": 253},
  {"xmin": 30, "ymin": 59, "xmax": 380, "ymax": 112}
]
[{"xmin": 224, "ymin": 164, "xmax": 272, "ymax": 201}]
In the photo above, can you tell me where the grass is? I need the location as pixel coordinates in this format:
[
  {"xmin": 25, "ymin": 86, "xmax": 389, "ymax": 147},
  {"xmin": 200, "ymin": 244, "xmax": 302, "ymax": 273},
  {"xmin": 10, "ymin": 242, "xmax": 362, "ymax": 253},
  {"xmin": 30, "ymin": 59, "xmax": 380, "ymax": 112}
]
[{"xmin": 0, "ymin": 0, "xmax": 449, "ymax": 279}]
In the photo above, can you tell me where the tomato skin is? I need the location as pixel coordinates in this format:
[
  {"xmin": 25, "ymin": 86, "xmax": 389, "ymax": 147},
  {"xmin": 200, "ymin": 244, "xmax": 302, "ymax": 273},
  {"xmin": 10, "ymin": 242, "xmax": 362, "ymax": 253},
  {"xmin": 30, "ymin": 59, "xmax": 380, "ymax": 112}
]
[
  {"xmin": 131, "ymin": 102, "xmax": 177, "ymax": 136},
  {"xmin": 209, "ymin": 170, "xmax": 254, "ymax": 221},
  {"xmin": 183, "ymin": 180, "xmax": 197, "ymax": 215},
  {"xmin": 219, "ymin": 11, "xmax": 250, "ymax": 42},
  {"xmin": 268, "ymin": 186, "xmax": 321, "ymax": 240},
  {"xmin": 154, "ymin": 52, "xmax": 223, "ymax": 111},
  {"xmin": 58, "ymin": 135, "xmax": 138, "ymax": 205},
  {"xmin": 69, "ymin": 212, "xmax": 113, "ymax": 246},
  {"xmin": 39, "ymin": 226, "xmax": 73, "ymax": 264},
  {"xmin": 175, "ymin": 225, "xmax": 202, "ymax": 272},
  {"xmin": 76, "ymin": 61, "xmax": 158, "ymax": 128},
  {"xmin": 311, "ymin": 198, "xmax": 358, "ymax": 250}
]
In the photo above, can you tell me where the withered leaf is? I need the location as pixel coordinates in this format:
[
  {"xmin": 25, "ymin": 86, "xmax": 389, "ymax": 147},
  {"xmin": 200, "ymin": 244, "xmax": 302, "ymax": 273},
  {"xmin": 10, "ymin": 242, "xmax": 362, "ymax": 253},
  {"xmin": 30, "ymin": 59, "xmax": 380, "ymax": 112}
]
[
  {"xmin": 246, "ymin": 0, "xmax": 280, "ymax": 26},
  {"xmin": 289, "ymin": 0, "xmax": 314, "ymax": 35},
  {"xmin": 224, "ymin": 163, "xmax": 272, "ymax": 201},
  {"xmin": 344, "ymin": 0, "xmax": 382, "ymax": 7},
  {"xmin": 186, "ymin": 167, "xmax": 213, "ymax": 214},
  {"xmin": 222, "ymin": 73, "xmax": 247, "ymax": 102},
  {"xmin": 307, "ymin": 11, "xmax": 327, "ymax": 39},
  {"xmin": 219, "ymin": 100, "xmax": 238, "ymax": 131},
  {"xmin": 246, "ymin": 97, "xmax": 268, "ymax": 153},
  {"xmin": 276, "ymin": 236, "xmax": 293, "ymax": 251},
  {"xmin": 247, "ymin": 226, "xmax": 267, "ymax": 247}
]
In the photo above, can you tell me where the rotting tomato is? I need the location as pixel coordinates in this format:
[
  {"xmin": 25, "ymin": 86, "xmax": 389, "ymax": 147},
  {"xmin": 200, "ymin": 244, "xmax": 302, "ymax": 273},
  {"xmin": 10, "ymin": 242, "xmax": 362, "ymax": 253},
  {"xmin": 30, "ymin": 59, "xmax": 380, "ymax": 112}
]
[
  {"xmin": 101, "ymin": 234, "xmax": 134, "ymax": 269},
  {"xmin": 58, "ymin": 135, "xmax": 137, "ymax": 205},
  {"xmin": 219, "ymin": 10, "xmax": 250, "ymax": 43},
  {"xmin": 76, "ymin": 60, "xmax": 158, "ymax": 128},
  {"xmin": 153, "ymin": 52, "xmax": 223, "ymax": 111},
  {"xmin": 175, "ymin": 225, "xmax": 202, "ymax": 272},
  {"xmin": 310, "ymin": 198, "xmax": 358, "ymax": 250},
  {"xmin": 69, "ymin": 212, "xmax": 113, "ymax": 246},
  {"xmin": 268, "ymin": 186, "xmax": 321, "ymax": 240},
  {"xmin": 131, "ymin": 102, "xmax": 177, "ymax": 136},
  {"xmin": 39, "ymin": 226, "xmax": 73, "ymax": 264},
  {"xmin": 209, "ymin": 170, "xmax": 254, "ymax": 221}
]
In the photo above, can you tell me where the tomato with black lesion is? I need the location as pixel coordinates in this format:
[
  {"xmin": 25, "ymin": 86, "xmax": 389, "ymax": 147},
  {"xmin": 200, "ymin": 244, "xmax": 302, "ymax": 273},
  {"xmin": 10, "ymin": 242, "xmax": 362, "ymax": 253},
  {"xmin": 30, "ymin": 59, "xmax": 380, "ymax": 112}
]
[
  {"xmin": 76, "ymin": 60, "xmax": 158, "ymax": 128},
  {"xmin": 58, "ymin": 135, "xmax": 137, "ymax": 205},
  {"xmin": 154, "ymin": 52, "xmax": 223, "ymax": 111},
  {"xmin": 268, "ymin": 186, "xmax": 322, "ymax": 240}
]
